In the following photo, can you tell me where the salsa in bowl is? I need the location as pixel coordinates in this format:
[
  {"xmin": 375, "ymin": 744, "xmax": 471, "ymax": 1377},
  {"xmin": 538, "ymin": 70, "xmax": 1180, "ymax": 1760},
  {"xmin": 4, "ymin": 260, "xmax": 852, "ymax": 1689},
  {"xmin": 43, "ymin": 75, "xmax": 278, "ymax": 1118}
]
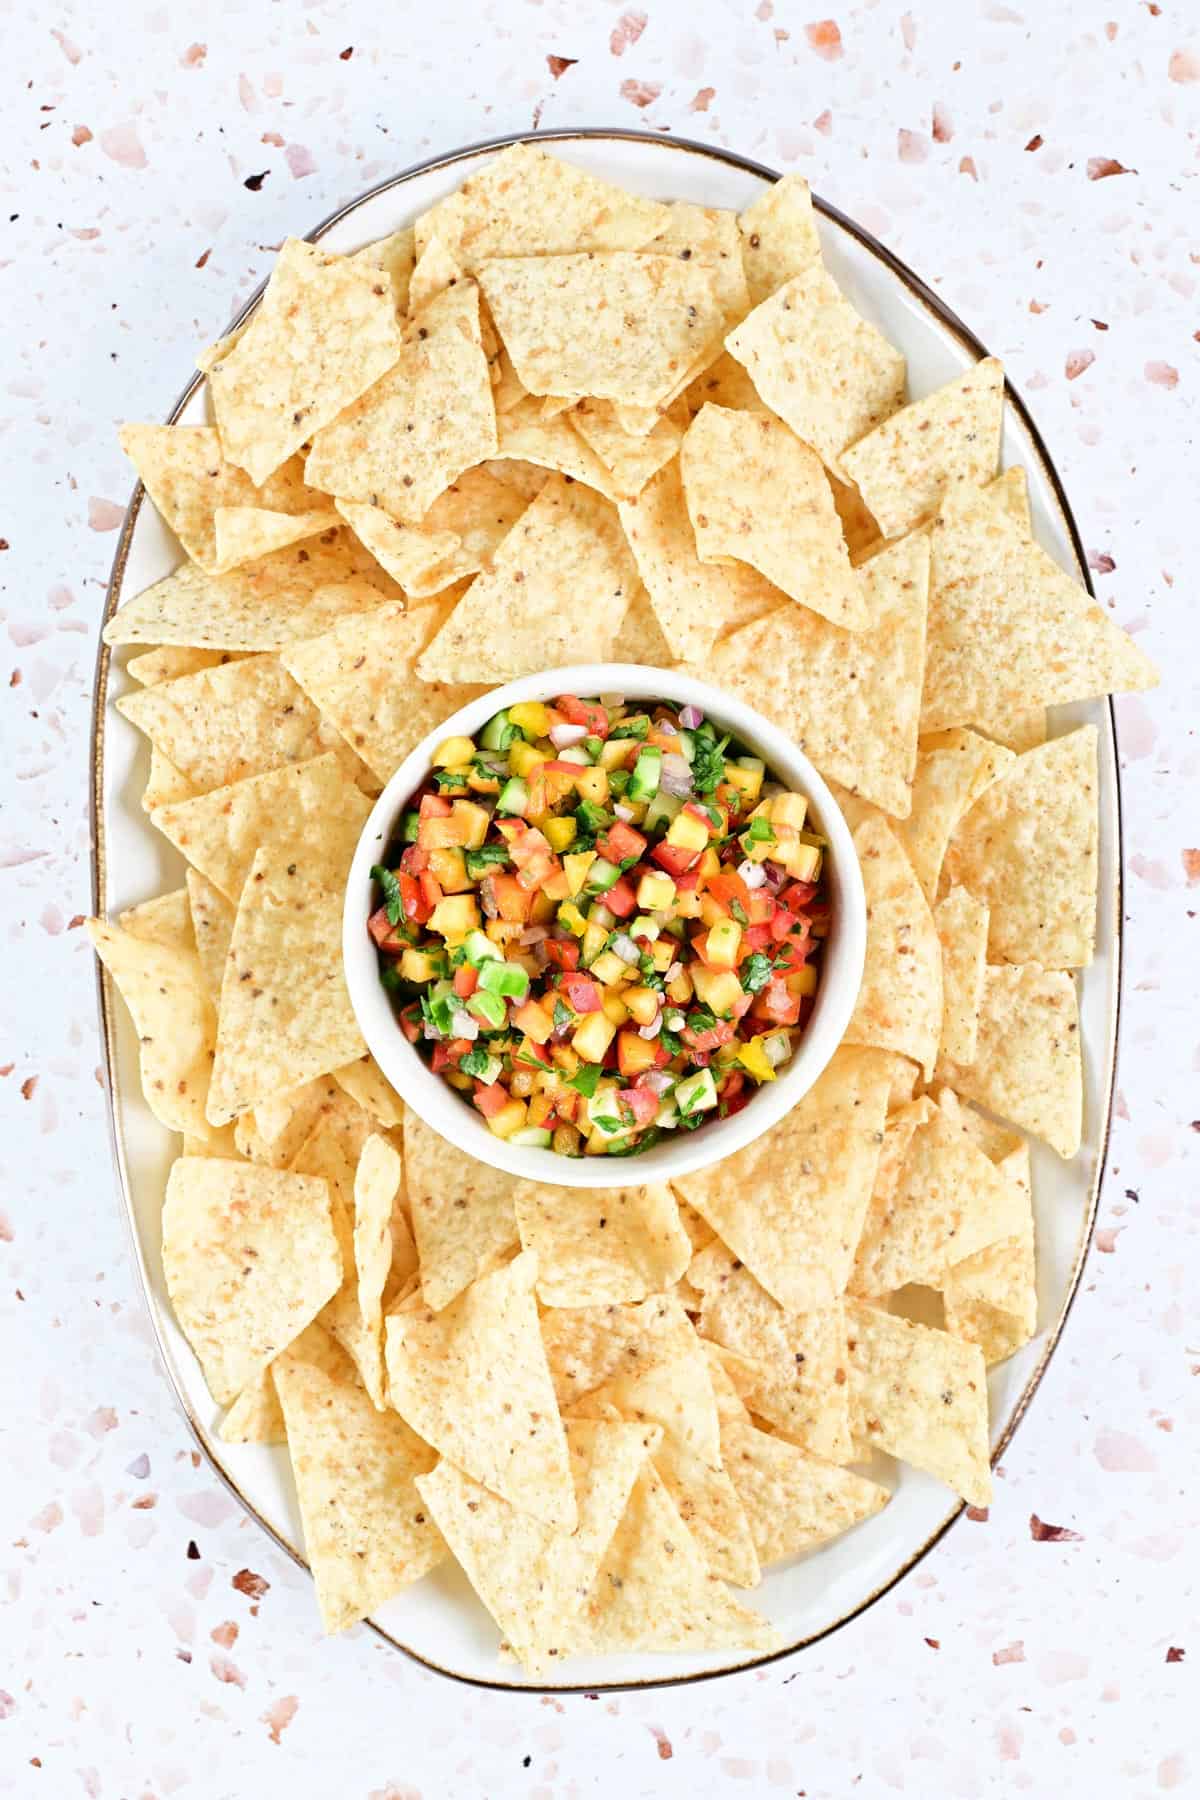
[{"xmin": 348, "ymin": 668, "xmax": 865, "ymax": 1180}]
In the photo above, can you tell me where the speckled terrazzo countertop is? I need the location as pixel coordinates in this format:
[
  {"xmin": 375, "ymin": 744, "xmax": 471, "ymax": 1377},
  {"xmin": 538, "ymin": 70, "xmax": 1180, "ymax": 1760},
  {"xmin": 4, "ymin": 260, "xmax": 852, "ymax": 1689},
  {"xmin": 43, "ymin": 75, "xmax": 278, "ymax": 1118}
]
[{"xmin": 1, "ymin": 1, "xmax": 1195, "ymax": 1794}]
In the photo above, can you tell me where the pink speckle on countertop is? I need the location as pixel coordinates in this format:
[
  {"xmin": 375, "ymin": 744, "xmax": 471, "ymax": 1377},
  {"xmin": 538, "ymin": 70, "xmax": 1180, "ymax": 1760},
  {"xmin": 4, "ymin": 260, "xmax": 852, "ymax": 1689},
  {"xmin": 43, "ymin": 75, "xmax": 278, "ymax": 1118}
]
[
  {"xmin": 87, "ymin": 498, "xmax": 124, "ymax": 531},
  {"xmin": 1129, "ymin": 854, "xmax": 1171, "ymax": 890},
  {"xmin": 286, "ymin": 144, "xmax": 316, "ymax": 179},
  {"xmin": 1145, "ymin": 360, "xmax": 1180, "ymax": 389},
  {"xmin": 51, "ymin": 27, "xmax": 82, "ymax": 63},
  {"xmin": 993, "ymin": 1641, "xmax": 1026, "ymax": 1664},
  {"xmin": 996, "ymin": 1720, "xmax": 1022, "ymax": 1760},
  {"xmin": 1065, "ymin": 349, "xmax": 1095, "ymax": 380},
  {"xmin": 1167, "ymin": 49, "xmax": 1199, "ymax": 83},
  {"xmin": 177, "ymin": 1489, "xmax": 239, "ymax": 1528},
  {"xmin": 84, "ymin": 1406, "xmax": 118, "ymax": 1438},
  {"xmin": 931, "ymin": 103, "xmax": 954, "ymax": 142},
  {"xmin": 1094, "ymin": 1226, "xmax": 1123, "ymax": 1253},
  {"xmin": 262, "ymin": 1696, "xmax": 299, "ymax": 1744},
  {"xmin": 609, "ymin": 11, "xmax": 647, "ymax": 56},
  {"xmin": 689, "ymin": 87, "xmax": 715, "ymax": 112},
  {"xmin": 181, "ymin": 42, "xmax": 206, "ymax": 67},
  {"xmin": 69, "ymin": 1484, "xmax": 104, "ymax": 1537},
  {"xmin": 1037, "ymin": 1650, "xmax": 1090, "ymax": 1686},
  {"xmin": 99, "ymin": 123, "xmax": 148, "ymax": 170},
  {"xmin": 1094, "ymin": 1429, "xmax": 1158, "ymax": 1472},
  {"xmin": 805, "ymin": 20, "xmax": 843, "ymax": 60},
  {"xmin": 619, "ymin": 78, "xmax": 662, "ymax": 108},
  {"xmin": 210, "ymin": 1620, "xmax": 239, "ymax": 1649},
  {"xmin": 898, "ymin": 129, "xmax": 928, "ymax": 164},
  {"xmin": 1158, "ymin": 1754, "xmax": 1190, "ymax": 1789},
  {"xmin": 209, "ymin": 1654, "xmax": 247, "ymax": 1689},
  {"xmin": 900, "ymin": 12, "xmax": 917, "ymax": 49},
  {"xmin": 1181, "ymin": 849, "xmax": 1200, "ymax": 885}
]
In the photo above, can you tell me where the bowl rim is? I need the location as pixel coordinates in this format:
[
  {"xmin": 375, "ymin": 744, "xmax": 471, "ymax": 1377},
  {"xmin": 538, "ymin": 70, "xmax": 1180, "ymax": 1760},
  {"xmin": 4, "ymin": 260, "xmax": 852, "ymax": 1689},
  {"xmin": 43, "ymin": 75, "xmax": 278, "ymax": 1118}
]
[{"xmin": 342, "ymin": 663, "xmax": 867, "ymax": 1188}]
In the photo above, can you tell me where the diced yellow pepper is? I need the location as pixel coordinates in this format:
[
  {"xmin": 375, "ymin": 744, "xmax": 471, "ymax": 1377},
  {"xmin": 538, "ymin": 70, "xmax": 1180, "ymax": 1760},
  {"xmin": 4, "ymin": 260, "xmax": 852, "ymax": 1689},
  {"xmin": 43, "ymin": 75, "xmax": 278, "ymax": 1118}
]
[
  {"xmin": 737, "ymin": 1035, "xmax": 777, "ymax": 1083},
  {"xmin": 558, "ymin": 900, "xmax": 588, "ymax": 937},
  {"xmin": 529, "ymin": 891, "xmax": 557, "ymax": 924},
  {"xmin": 580, "ymin": 920, "xmax": 608, "ymax": 966},
  {"xmin": 544, "ymin": 815, "xmax": 577, "ymax": 853},
  {"xmin": 623, "ymin": 985, "xmax": 660, "ymax": 1026},
  {"xmin": 443, "ymin": 1069, "xmax": 473, "ymax": 1091},
  {"xmin": 487, "ymin": 1098, "xmax": 529, "ymax": 1139},
  {"xmin": 666, "ymin": 810, "xmax": 710, "ymax": 853},
  {"xmin": 723, "ymin": 761, "xmax": 763, "ymax": 803},
  {"xmin": 705, "ymin": 918, "xmax": 743, "ymax": 968},
  {"xmin": 425, "ymin": 847, "xmax": 470, "ymax": 893},
  {"xmin": 636, "ymin": 870, "xmax": 676, "ymax": 911},
  {"xmin": 785, "ymin": 962, "xmax": 819, "ymax": 997},
  {"xmin": 564, "ymin": 851, "xmax": 597, "ymax": 897},
  {"xmin": 572, "ymin": 1012, "xmax": 617, "ymax": 1063},
  {"xmin": 590, "ymin": 949, "xmax": 631, "ymax": 986},
  {"xmin": 431, "ymin": 735, "xmax": 475, "ymax": 769},
  {"xmin": 508, "ymin": 701, "xmax": 551, "ymax": 738},
  {"xmin": 428, "ymin": 894, "xmax": 479, "ymax": 942},
  {"xmin": 574, "ymin": 765, "xmax": 609, "ymax": 805},
  {"xmin": 399, "ymin": 946, "xmax": 443, "ymax": 983},
  {"xmin": 666, "ymin": 966, "xmax": 694, "ymax": 1003},
  {"xmin": 699, "ymin": 893, "xmax": 729, "ymax": 931},
  {"xmin": 509, "ymin": 739, "xmax": 549, "ymax": 778},
  {"xmin": 772, "ymin": 791, "xmax": 808, "ymax": 830},
  {"xmin": 601, "ymin": 989, "xmax": 630, "ymax": 1026},
  {"xmin": 690, "ymin": 964, "xmax": 745, "ymax": 1015}
]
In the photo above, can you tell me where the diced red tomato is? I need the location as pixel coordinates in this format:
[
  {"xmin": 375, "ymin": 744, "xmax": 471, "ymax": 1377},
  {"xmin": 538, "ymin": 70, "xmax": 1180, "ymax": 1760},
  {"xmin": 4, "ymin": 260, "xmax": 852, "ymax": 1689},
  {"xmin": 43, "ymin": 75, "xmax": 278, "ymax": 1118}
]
[
  {"xmin": 779, "ymin": 880, "xmax": 819, "ymax": 913},
  {"xmin": 751, "ymin": 975, "xmax": 801, "ymax": 1026},
  {"xmin": 418, "ymin": 871, "xmax": 443, "ymax": 911},
  {"xmin": 431, "ymin": 1040, "xmax": 469, "ymax": 1073},
  {"xmin": 560, "ymin": 974, "xmax": 601, "ymax": 1014},
  {"xmin": 519, "ymin": 1039, "xmax": 552, "ymax": 1067},
  {"xmin": 419, "ymin": 792, "xmax": 452, "ymax": 818},
  {"xmin": 772, "ymin": 928, "xmax": 812, "ymax": 973},
  {"xmin": 651, "ymin": 841, "xmax": 701, "ymax": 878},
  {"xmin": 399, "ymin": 873, "xmax": 433, "ymax": 925},
  {"xmin": 731, "ymin": 993, "xmax": 753, "ymax": 1020},
  {"xmin": 673, "ymin": 865, "xmax": 701, "ymax": 891},
  {"xmin": 543, "ymin": 936, "xmax": 580, "ymax": 972},
  {"xmin": 717, "ymin": 1069, "xmax": 746, "ymax": 1103},
  {"xmin": 452, "ymin": 965, "xmax": 479, "ymax": 999},
  {"xmin": 703, "ymin": 870, "xmax": 753, "ymax": 917},
  {"xmin": 603, "ymin": 876, "xmax": 637, "ymax": 919},
  {"xmin": 682, "ymin": 1019, "xmax": 736, "ymax": 1054},
  {"xmin": 721, "ymin": 1087, "xmax": 751, "ymax": 1119},
  {"xmin": 746, "ymin": 891, "xmax": 775, "ymax": 925},
  {"xmin": 597, "ymin": 821, "xmax": 647, "ymax": 864},
  {"xmin": 620, "ymin": 1085, "xmax": 660, "ymax": 1127},
  {"xmin": 368, "ymin": 904, "xmax": 408, "ymax": 952},
  {"xmin": 556, "ymin": 695, "xmax": 609, "ymax": 737},
  {"xmin": 399, "ymin": 1005, "xmax": 422, "ymax": 1044},
  {"xmin": 399, "ymin": 843, "xmax": 428, "ymax": 876},
  {"xmin": 473, "ymin": 1080, "xmax": 509, "ymax": 1118},
  {"xmin": 768, "ymin": 904, "xmax": 795, "ymax": 943},
  {"xmin": 740, "ymin": 921, "xmax": 773, "ymax": 954}
]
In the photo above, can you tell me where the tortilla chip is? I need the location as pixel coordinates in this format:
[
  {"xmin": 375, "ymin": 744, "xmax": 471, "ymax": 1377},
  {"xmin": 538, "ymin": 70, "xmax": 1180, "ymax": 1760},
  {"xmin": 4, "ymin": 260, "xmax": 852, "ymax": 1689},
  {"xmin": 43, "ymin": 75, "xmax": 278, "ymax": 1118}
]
[
  {"xmin": 116, "ymin": 887, "xmax": 193, "ymax": 951},
  {"xmin": 987, "ymin": 464, "xmax": 1031, "ymax": 534},
  {"xmin": 691, "ymin": 1248, "xmax": 852, "ymax": 1462},
  {"xmin": 153, "ymin": 751, "xmax": 370, "ymax": 904},
  {"xmin": 566, "ymin": 1464, "xmax": 777, "ymax": 1658},
  {"xmin": 840, "ymin": 359, "xmax": 1005, "ymax": 539},
  {"xmin": 105, "ymin": 557, "xmax": 390, "ymax": 656},
  {"xmin": 207, "ymin": 239, "xmax": 404, "ymax": 486},
  {"xmin": 206, "ymin": 841, "xmax": 366, "ymax": 1126},
  {"xmin": 415, "ymin": 477, "xmax": 638, "ymax": 682},
  {"xmin": 514, "ymin": 1181, "xmax": 690, "ymax": 1308},
  {"xmin": 489, "ymin": 396, "xmax": 623, "ymax": 500},
  {"xmin": 478, "ymin": 252, "xmax": 724, "ymax": 409},
  {"xmin": 88, "ymin": 919, "xmax": 216, "ymax": 1139},
  {"xmin": 210, "ymin": 505, "xmax": 340, "ymax": 575},
  {"xmin": 721, "ymin": 1418, "xmax": 888, "ymax": 1566},
  {"xmin": 406, "ymin": 233, "xmax": 466, "ymax": 314},
  {"xmin": 709, "ymin": 531, "xmax": 928, "ymax": 818},
  {"xmin": 848, "ymin": 1095, "xmax": 935, "ymax": 1285},
  {"xmin": 935, "ymin": 886, "xmax": 989, "ymax": 1065},
  {"xmin": 333, "ymin": 1053, "xmax": 405, "ymax": 1129},
  {"xmin": 185, "ymin": 869, "xmax": 235, "ymax": 1005},
  {"xmin": 126, "ymin": 645, "xmax": 240, "ymax": 685},
  {"xmin": 161, "ymin": 1155, "xmax": 341, "ymax": 1403},
  {"xmin": 943, "ymin": 726, "xmax": 1099, "ymax": 969},
  {"xmin": 609, "ymin": 580, "xmax": 675, "ymax": 666},
  {"xmin": 826, "ymin": 468, "xmax": 881, "ymax": 559},
  {"xmin": 895, "ymin": 729, "xmax": 1016, "ymax": 901},
  {"xmin": 291, "ymin": 1112, "xmax": 390, "ymax": 1403},
  {"xmin": 274, "ymin": 1326, "xmax": 443, "ymax": 1632},
  {"xmin": 682, "ymin": 404, "xmax": 867, "ymax": 630},
  {"xmin": 403, "ymin": 1109, "xmax": 519, "ymax": 1311},
  {"xmin": 385, "ymin": 1250, "xmax": 575, "ymax": 1528},
  {"xmin": 935, "ymin": 963, "xmax": 1082, "ymax": 1157},
  {"xmin": 219, "ymin": 1367, "xmax": 286, "ymax": 1445},
  {"xmin": 117, "ymin": 653, "xmax": 372, "ymax": 798},
  {"xmin": 848, "ymin": 1088, "xmax": 1029, "ymax": 1297},
  {"xmin": 570, "ymin": 398, "xmax": 685, "ymax": 501},
  {"xmin": 737, "ymin": 174, "xmax": 823, "ymax": 308},
  {"xmin": 618, "ymin": 459, "xmax": 784, "ymax": 664},
  {"xmin": 350, "ymin": 226, "xmax": 416, "ymax": 315},
  {"xmin": 118, "ymin": 424, "xmax": 325, "ymax": 573},
  {"xmin": 306, "ymin": 279, "xmax": 496, "ymax": 526},
  {"xmin": 726, "ymin": 265, "xmax": 906, "ymax": 472},
  {"xmin": 942, "ymin": 1133, "xmax": 1036, "ymax": 1362},
  {"xmin": 539, "ymin": 1293, "xmax": 696, "ymax": 1409},
  {"xmin": 337, "ymin": 469, "xmax": 525, "ymax": 601},
  {"xmin": 649, "ymin": 202, "xmax": 750, "ymax": 320},
  {"xmin": 846, "ymin": 1300, "xmax": 991, "ymax": 1506},
  {"xmin": 234, "ymin": 1077, "xmax": 342, "ymax": 1171},
  {"xmin": 351, "ymin": 1133, "xmax": 407, "ymax": 1406},
  {"xmin": 281, "ymin": 596, "xmax": 486, "ymax": 786},
  {"xmin": 418, "ymin": 143, "xmax": 671, "ymax": 269},
  {"xmin": 843, "ymin": 816, "xmax": 944, "ymax": 1077},
  {"xmin": 683, "ymin": 350, "xmax": 770, "ymax": 418},
  {"xmin": 674, "ymin": 1046, "xmax": 892, "ymax": 1314},
  {"xmin": 923, "ymin": 481, "xmax": 1157, "ymax": 732},
  {"xmin": 416, "ymin": 1419, "xmax": 659, "ymax": 1673}
]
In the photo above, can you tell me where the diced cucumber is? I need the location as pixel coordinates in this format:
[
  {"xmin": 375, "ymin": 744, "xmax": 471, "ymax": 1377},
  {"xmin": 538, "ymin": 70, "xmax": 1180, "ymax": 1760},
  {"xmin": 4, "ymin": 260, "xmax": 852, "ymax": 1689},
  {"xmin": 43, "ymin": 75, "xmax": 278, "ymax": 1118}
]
[
  {"xmin": 642, "ymin": 788, "xmax": 683, "ymax": 834},
  {"xmin": 479, "ymin": 709, "xmax": 512, "ymax": 751},
  {"xmin": 496, "ymin": 776, "xmax": 528, "ymax": 816},
  {"xmin": 400, "ymin": 809, "xmax": 421, "ymax": 843},
  {"xmin": 629, "ymin": 915, "xmax": 660, "ymax": 942},
  {"xmin": 607, "ymin": 768, "xmax": 630, "ymax": 798},
  {"xmin": 675, "ymin": 1067, "xmax": 719, "ymax": 1117},
  {"xmin": 588, "ymin": 903, "xmax": 616, "ymax": 930},
  {"xmin": 582, "ymin": 735, "xmax": 604, "ymax": 761},
  {"xmin": 466, "ymin": 989, "xmax": 507, "ymax": 1030},
  {"xmin": 678, "ymin": 728, "xmax": 696, "ymax": 764},
  {"xmin": 628, "ymin": 745, "xmax": 662, "ymax": 802},
  {"xmin": 584, "ymin": 856, "xmax": 621, "ymax": 894},
  {"xmin": 508, "ymin": 1125, "xmax": 553, "ymax": 1148},
  {"xmin": 558, "ymin": 745, "xmax": 592, "ymax": 767},
  {"xmin": 654, "ymin": 1096, "xmax": 680, "ymax": 1129},
  {"xmin": 478, "ymin": 960, "xmax": 530, "ymax": 1002},
  {"xmin": 462, "ymin": 929, "xmax": 502, "ymax": 967}
]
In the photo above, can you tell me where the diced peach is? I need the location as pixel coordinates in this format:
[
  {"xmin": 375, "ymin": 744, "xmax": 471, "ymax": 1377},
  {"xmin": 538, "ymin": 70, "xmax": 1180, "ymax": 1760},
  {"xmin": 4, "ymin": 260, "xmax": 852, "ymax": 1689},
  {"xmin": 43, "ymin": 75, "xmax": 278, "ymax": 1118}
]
[{"xmin": 617, "ymin": 1029, "xmax": 659, "ymax": 1078}]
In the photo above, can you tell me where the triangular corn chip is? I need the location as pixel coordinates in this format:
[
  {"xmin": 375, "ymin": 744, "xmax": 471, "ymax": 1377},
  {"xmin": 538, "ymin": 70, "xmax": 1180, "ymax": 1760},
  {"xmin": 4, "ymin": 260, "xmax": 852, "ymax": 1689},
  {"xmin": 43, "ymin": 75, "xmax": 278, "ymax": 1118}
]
[
  {"xmin": 88, "ymin": 919, "xmax": 216, "ymax": 1140},
  {"xmin": 570, "ymin": 398, "xmax": 685, "ymax": 501},
  {"xmin": 306, "ymin": 279, "xmax": 496, "ymax": 525},
  {"xmin": 104, "ymin": 560, "xmax": 386, "ymax": 653},
  {"xmin": 650, "ymin": 201, "xmax": 751, "ymax": 322},
  {"xmin": 841, "ymin": 358, "xmax": 1005, "ymax": 538},
  {"xmin": 737, "ymin": 174, "xmax": 823, "ymax": 307},
  {"xmin": 539, "ymin": 1293, "xmax": 696, "ymax": 1409},
  {"xmin": 402, "ymin": 1109, "xmax": 520, "ymax": 1311},
  {"xmin": 415, "ymin": 477, "xmax": 639, "ymax": 682},
  {"xmin": 683, "ymin": 349, "xmax": 770, "ymax": 418},
  {"xmin": 612, "ymin": 579, "xmax": 678, "ymax": 665},
  {"xmin": 492, "ymin": 396, "xmax": 624, "ymax": 499},
  {"xmin": 208, "ymin": 238, "xmax": 404, "ymax": 485},
  {"xmin": 935, "ymin": 886, "xmax": 989, "ymax": 1065},
  {"xmin": 922, "ymin": 482, "xmax": 1157, "ymax": 732},
  {"xmin": 385, "ymin": 1251, "xmax": 576, "ymax": 1529},
  {"xmin": 681, "ymin": 405, "xmax": 867, "ymax": 630},
  {"xmin": 708, "ymin": 531, "xmax": 928, "ymax": 817},
  {"xmin": 333, "ymin": 1053, "xmax": 405, "ymax": 1129},
  {"xmin": 514, "ymin": 1181, "xmax": 691, "ymax": 1308},
  {"xmin": 943, "ymin": 1139, "xmax": 1036, "ymax": 1365},
  {"xmin": 281, "ymin": 596, "xmax": 485, "ymax": 785},
  {"xmin": 219, "ymin": 1366, "xmax": 286, "ymax": 1445},
  {"xmin": 352, "ymin": 1133, "xmax": 409, "ymax": 1405},
  {"xmin": 211, "ymin": 505, "xmax": 340, "ymax": 574},
  {"xmin": 846, "ymin": 1301, "xmax": 991, "ymax": 1506},
  {"xmin": 720, "ymin": 1418, "xmax": 888, "ymax": 1566},
  {"xmin": 843, "ymin": 815, "xmax": 944, "ymax": 1077},
  {"xmin": 943, "ymin": 726, "xmax": 1099, "ymax": 969},
  {"xmin": 725, "ymin": 264, "xmax": 906, "ymax": 472},
  {"xmin": 116, "ymin": 887, "xmax": 193, "ymax": 950},
  {"xmin": 415, "ymin": 1419, "xmax": 660, "ymax": 1673},
  {"xmin": 161, "ymin": 1155, "xmax": 341, "ymax": 1403},
  {"xmin": 674, "ymin": 1046, "xmax": 893, "ymax": 1314},
  {"xmin": 895, "ymin": 728, "xmax": 1015, "ymax": 901},
  {"xmin": 185, "ymin": 868, "xmax": 235, "ymax": 1004},
  {"xmin": 274, "ymin": 1326, "xmax": 444, "ymax": 1631},
  {"xmin": 350, "ymin": 225, "xmax": 416, "ymax": 316},
  {"xmin": 127, "ymin": 645, "xmax": 237, "ymax": 685},
  {"xmin": 935, "ymin": 963, "xmax": 1082, "ymax": 1157}
]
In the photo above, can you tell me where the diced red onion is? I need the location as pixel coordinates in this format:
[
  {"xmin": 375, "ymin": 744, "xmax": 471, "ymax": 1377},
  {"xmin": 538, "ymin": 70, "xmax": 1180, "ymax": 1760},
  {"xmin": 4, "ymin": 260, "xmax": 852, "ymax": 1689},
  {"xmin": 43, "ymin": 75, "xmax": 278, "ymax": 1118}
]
[
  {"xmin": 641, "ymin": 1068, "xmax": 676, "ymax": 1095},
  {"xmin": 519, "ymin": 924, "xmax": 550, "ymax": 945},
  {"xmin": 760, "ymin": 860, "xmax": 788, "ymax": 892},
  {"xmin": 611, "ymin": 932, "xmax": 641, "ymax": 965},
  {"xmin": 737, "ymin": 859, "xmax": 767, "ymax": 889},
  {"xmin": 665, "ymin": 960, "xmax": 682, "ymax": 983},
  {"xmin": 450, "ymin": 1009, "xmax": 479, "ymax": 1041},
  {"xmin": 679, "ymin": 703, "xmax": 703, "ymax": 729},
  {"xmin": 422, "ymin": 1020, "xmax": 443, "ymax": 1042},
  {"xmin": 613, "ymin": 802, "xmax": 636, "ymax": 823},
  {"xmin": 638, "ymin": 1014, "xmax": 663, "ymax": 1040},
  {"xmin": 660, "ymin": 752, "xmax": 693, "ymax": 798},
  {"xmin": 549, "ymin": 722, "xmax": 588, "ymax": 749}
]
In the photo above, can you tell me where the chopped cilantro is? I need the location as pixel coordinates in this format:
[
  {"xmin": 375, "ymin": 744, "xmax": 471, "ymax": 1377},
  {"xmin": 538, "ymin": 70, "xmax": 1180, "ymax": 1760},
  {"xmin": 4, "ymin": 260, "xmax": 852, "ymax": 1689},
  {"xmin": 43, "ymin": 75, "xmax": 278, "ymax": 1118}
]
[
  {"xmin": 742, "ymin": 952, "xmax": 774, "ymax": 994},
  {"xmin": 553, "ymin": 998, "xmax": 572, "ymax": 1032},
  {"xmin": 690, "ymin": 732, "xmax": 729, "ymax": 795},
  {"xmin": 370, "ymin": 864, "xmax": 403, "ymax": 927},
  {"xmin": 569, "ymin": 1063, "xmax": 602, "ymax": 1098},
  {"xmin": 730, "ymin": 898, "xmax": 748, "ymax": 926},
  {"xmin": 744, "ymin": 815, "xmax": 776, "ymax": 846},
  {"xmin": 686, "ymin": 1005, "xmax": 717, "ymax": 1034},
  {"xmin": 380, "ymin": 962, "xmax": 406, "ymax": 992},
  {"xmin": 576, "ymin": 799, "xmax": 612, "ymax": 836},
  {"xmin": 591, "ymin": 1114, "xmax": 622, "ymax": 1133},
  {"xmin": 659, "ymin": 1026, "xmax": 683, "ymax": 1057},
  {"xmin": 608, "ymin": 1126, "xmax": 662, "ymax": 1156},
  {"xmin": 458, "ymin": 1047, "xmax": 492, "ymax": 1078},
  {"xmin": 432, "ymin": 767, "xmax": 469, "ymax": 791}
]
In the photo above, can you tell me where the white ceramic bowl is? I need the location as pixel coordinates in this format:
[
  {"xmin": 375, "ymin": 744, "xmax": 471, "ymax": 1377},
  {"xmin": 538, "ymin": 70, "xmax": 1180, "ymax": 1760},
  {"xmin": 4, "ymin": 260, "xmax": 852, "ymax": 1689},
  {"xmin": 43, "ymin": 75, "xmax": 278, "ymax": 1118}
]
[{"xmin": 343, "ymin": 663, "xmax": 866, "ymax": 1187}]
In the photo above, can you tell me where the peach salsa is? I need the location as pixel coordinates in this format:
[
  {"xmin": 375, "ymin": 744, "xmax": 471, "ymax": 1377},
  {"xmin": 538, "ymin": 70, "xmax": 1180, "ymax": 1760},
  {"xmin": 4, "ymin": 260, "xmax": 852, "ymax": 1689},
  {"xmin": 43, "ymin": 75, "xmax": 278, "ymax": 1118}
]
[{"xmin": 368, "ymin": 694, "xmax": 829, "ymax": 1156}]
